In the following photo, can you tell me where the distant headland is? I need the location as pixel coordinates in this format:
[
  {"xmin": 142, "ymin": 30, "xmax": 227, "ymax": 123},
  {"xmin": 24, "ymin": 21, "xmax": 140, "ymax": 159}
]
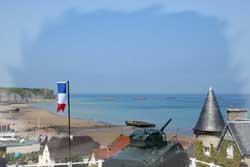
[{"xmin": 0, "ymin": 87, "xmax": 55, "ymax": 104}]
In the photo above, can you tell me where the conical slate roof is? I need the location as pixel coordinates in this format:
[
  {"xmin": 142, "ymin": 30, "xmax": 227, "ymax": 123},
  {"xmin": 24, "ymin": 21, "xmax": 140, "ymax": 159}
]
[{"xmin": 194, "ymin": 87, "xmax": 225, "ymax": 132}]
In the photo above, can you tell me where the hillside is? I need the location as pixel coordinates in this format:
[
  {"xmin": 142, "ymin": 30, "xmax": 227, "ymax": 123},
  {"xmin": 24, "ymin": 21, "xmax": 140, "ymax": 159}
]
[{"xmin": 0, "ymin": 87, "xmax": 55, "ymax": 104}]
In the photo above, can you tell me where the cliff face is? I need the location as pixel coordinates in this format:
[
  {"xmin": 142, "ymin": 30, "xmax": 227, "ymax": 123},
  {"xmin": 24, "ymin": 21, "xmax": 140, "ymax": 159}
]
[{"xmin": 0, "ymin": 87, "xmax": 55, "ymax": 104}]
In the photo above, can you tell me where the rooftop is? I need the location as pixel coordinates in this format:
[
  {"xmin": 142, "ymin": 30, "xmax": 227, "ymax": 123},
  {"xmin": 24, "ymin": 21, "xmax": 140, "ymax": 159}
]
[
  {"xmin": 227, "ymin": 108, "xmax": 248, "ymax": 112},
  {"xmin": 47, "ymin": 136, "xmax": 100, "ymax": 162},
  {"xmin": 218, "ymin": 120, "xmax": 250, "ymax": 156},
  {"xmin": 92, "ymin": 135, "xmax": 130, "ymax": 160},
  {"xmin": 194, "ymin": 87, "xmax": 225, "ymax": 133},
  {"xmin": 0, "ymin": 135, "xmax": 39, "ymax": 147}
]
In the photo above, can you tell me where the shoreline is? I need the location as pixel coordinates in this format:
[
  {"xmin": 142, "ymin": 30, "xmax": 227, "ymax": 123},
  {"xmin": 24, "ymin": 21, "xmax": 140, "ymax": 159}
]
[
  {"xmin": 0, "ymin": 103, "xmax": 193, "ymax": 148},
  {"xmin": 0, "ymin": 103, "xmax": 134, "ymax": 146},
  {"xmin": 31, "ymin": 102, "xmax": 115, "ymax": 127}
]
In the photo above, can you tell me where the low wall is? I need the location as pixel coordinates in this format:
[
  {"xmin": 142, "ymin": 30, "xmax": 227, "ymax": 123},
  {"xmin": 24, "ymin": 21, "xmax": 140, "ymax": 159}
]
[{"xmin": 6, "ymin": 143, "xmax": 40, "ymax": 154}]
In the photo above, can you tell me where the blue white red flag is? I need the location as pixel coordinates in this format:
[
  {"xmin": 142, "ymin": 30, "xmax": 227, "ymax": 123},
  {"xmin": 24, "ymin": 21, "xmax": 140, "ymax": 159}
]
[{"xmin": 57, "ymin": 82, "xmax": 67, "ymax": 112}]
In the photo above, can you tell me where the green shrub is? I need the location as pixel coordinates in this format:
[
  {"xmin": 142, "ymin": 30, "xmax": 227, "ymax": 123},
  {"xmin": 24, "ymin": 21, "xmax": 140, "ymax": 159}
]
[
  {"xmin": 194, "ymin": 140, "xmax": 242, "ymax": 167},
  {"xmin": 216, "ymin": 140, "xmax": 241, "ymax": 167},
  {"xmin": 1, "ymin": 152, "xmax": 39, "ymax": 165}
]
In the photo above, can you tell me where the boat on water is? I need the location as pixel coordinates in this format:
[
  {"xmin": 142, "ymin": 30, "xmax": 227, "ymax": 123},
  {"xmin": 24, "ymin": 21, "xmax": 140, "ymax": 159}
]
[
  {"xmin": 125, "ymin": 120, "xmax": 155, "ymax": 128},
  {"xmin": 134, "ymin": 96, "xmax": 146, "ymax": 100},
  {"xmin": 102, "ymin": 97, "xmax": 115, "ymax": 101},
  {"xmin": 166, "ymin": 96, "xmax": 176, "ymax": 100}
]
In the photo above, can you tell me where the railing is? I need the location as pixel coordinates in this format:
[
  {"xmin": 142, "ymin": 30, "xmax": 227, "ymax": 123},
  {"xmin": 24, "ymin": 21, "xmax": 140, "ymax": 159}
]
[
  {"xmin": 190, "ymin": 158, "xmax": 222, "ymax": 167},
  {"xmin": 7, "ymin": 160, "xmax": 104, "ymax": 167},
  {"xmin": 8, "ymin": 158, "xmax": 222, "ymax": 167}
]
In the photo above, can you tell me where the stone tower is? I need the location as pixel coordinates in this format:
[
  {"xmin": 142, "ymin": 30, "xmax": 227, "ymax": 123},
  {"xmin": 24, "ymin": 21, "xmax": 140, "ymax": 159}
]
[{"xmin": 193, "ymin": 87, "xmax": 225, "ymax": 155}]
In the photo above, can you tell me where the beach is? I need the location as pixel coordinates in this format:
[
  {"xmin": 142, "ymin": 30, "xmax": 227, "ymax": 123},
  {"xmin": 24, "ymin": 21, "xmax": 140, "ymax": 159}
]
[
  {"xmin": 33, "ymin": 94, "xmax": 250, "ymax": 136},
  {"xmin": 0, "ymin": 104, "xmax": 193, "ymax": 148}
]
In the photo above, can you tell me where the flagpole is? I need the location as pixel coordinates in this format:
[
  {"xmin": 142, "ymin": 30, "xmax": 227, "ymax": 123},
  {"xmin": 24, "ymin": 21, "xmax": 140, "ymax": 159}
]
[{"xmin": 67, "ymin": 80, "xmax": 71, "ymax": 159}]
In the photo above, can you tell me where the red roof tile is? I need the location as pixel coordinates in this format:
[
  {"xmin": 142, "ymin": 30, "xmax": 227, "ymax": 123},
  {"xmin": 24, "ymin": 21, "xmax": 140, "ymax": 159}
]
[{"xmin": 92, "ymin": 135, "xmax": 130, "ymax": 160}]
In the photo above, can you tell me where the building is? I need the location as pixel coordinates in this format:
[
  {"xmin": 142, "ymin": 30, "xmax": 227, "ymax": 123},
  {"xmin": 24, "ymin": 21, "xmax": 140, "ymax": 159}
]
[
  {"xmin": 217, "ymin": 111, "xmax": 250, "ymax": 166},
  {"xmin": 193, "ymin": 87, "xmax": 225, "ymax": 155},
  {"xmin": 0, "ymin": 124, "xmax": 40, "ymax": 154},
  {"xmin": 45, "ymin": 136, "xmax": 99, "ymax": 162},
  {"xmin": 2, "ymin": 140, "xmax": 40, "ymax": 154},
  {"xmin": 193, "ymin": 87, "xmax": 250, "ymax": 166},
  {"xmin": 88, "ymin": 135, "xmax": 130, "ymax": 165},
  {"xmin": 38, "ymin": 145, "xmax": 55, "ymax": 166}
]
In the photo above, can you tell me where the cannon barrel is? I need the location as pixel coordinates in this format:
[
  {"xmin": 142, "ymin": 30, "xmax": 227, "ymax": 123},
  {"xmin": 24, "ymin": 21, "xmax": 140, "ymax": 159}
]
[{"xmin": 160, "ymin": 118, "xmax": 172, "ymax": 132}]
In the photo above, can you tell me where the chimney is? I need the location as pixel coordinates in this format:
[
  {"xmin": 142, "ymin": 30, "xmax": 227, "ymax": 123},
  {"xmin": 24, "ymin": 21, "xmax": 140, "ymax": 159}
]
[{"xmin": 227, "ymin": 108, "xmax": 248, "ymax": 121}]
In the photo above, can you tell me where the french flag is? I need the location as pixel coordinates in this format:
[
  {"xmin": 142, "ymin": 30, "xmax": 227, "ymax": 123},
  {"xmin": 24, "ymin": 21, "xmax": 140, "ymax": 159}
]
[{"xmin": 57, "ymin": 82, "xmax": 67, "ymax": 112}]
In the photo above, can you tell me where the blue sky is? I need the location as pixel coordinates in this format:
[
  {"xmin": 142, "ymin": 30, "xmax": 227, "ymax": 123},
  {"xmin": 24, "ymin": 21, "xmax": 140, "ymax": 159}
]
[{"xmin": 1, "ymin": 1, "xmax": 250, "ymax": 94}]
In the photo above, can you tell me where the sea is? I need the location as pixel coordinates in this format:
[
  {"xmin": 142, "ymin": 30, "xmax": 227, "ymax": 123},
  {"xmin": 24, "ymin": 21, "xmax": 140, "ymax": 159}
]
[{"xmin": 32, "ymin": 94, "xmax": 250, "ymax": 135}]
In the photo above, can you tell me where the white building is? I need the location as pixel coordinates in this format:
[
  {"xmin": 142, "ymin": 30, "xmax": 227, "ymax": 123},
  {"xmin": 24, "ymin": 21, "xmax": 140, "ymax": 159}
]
[
  {"xmin": 0, "ymin": 130, "xmax": 40, "ymax": 154},
  {"xmin": 38, "ymin": 145, "xmax": 55, "ymax": 166}
]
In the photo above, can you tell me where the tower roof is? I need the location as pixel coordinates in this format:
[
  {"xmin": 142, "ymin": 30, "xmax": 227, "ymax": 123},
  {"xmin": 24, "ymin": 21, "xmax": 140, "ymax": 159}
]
[{"xmin": 194, "ymin": 87, "xmax": 225, "ymax": 133}]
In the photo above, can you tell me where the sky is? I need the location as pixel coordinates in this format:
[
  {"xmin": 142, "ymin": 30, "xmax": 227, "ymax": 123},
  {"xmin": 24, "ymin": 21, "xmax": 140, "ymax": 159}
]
[{"xmin": 0, "ymin": 1, "xmax": 250, "ymax": 94}]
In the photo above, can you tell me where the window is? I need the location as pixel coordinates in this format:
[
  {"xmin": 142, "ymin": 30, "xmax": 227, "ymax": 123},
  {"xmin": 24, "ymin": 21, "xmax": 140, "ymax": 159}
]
[
  {"xmin": 227, "ymin": 145, "xmax": 234, "ymax": 158},
  {"xmin": 204, "ymin": 147, "xmax": 210, "ymax": 156}
]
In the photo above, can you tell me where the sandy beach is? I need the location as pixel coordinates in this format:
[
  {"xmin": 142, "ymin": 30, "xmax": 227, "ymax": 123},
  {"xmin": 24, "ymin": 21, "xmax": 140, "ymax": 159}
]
[
  {"xmin": 0, "ymin": 104, "xmax": 193, "ymax": 148},
  {"xmin": 0, "ymin": 104, "xmax": 134, "ymax": 146}
]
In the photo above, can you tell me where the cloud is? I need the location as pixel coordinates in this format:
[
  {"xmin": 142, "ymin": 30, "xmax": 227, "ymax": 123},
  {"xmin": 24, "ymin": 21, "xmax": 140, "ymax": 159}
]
[
  {"xmin": 1, "ymin": 1, "xmax": 250, "ymax": 93},
  {"xmin": 0, "ymin": 0, "xmax": 159, "ymax": 86},
  {"xmin": 163, "ymin": 1, "xmax": 250, "ymax": 94}
]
